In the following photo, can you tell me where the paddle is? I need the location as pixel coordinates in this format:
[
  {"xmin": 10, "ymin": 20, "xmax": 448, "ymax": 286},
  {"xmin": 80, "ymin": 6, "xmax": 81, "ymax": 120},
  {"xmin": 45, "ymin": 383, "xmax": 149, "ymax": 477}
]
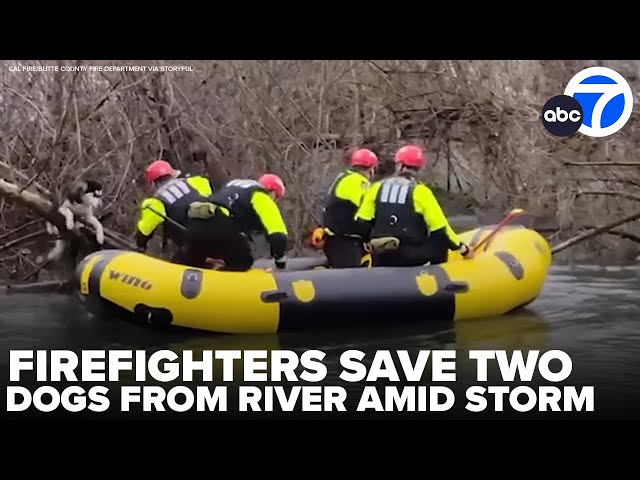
[
  {"xmin": 143, "ymin": 205, "xmax": 227, "ymax": 270},
  {"xmin": 472, "ymin": 208, "xmax": 525, "ymax": 253},
  {"xmin": 144, "ymin": 205, "xmax": 187, "ymax": 232}
]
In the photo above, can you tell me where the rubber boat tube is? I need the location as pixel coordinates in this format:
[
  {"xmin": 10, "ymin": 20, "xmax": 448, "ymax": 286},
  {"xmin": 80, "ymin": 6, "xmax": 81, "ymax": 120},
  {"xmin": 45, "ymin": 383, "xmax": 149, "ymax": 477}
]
[{"xmin": 73, "ymin": 225, "xmax": 552, "ymax": 334}]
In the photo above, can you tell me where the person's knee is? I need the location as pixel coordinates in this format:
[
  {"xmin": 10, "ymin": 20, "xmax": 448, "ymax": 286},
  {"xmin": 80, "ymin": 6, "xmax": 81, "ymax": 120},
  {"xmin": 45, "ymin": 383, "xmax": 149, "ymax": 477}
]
[
  {"xmin": 324, "ymin": 237, "xmax": 363, "ymax": 269},
  {"xmin": 220, "ymin": 244, "xmax": 254, "ymax": 272},
  {"xmin": 429, "ymin": 252, "xmax": 448, "ymax": 264},
  {"xmin": 222, "ymin": 256, "xmax": 253, "ymax": 272},
  {"xmin": 330, "ymin": 256, "xmax": 360, "ymax": 269},
  {"xmin": 377, "ymin": 247, "xmax": 426, "ymax": 267},
  {"xmin": 235, "ymin": 254, "xmax": 254, "ymax": 271},
  {"xmin": 372, "ymin": 251, "xmax": 392, "ymax": 266},
  {"xmin": 423, "ymin": 242, "xmax": 448, "ymax": 265}
]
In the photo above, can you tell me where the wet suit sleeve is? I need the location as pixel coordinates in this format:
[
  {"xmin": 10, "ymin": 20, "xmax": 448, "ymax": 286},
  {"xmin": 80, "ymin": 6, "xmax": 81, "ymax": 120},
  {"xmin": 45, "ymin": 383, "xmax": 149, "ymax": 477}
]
[
  {"xmin": 135, "ymin": 198, "xmax": 166, "ymax": 249},
  {"xmin": 353, "ymin": 181, "xmax": 382, "ymax": 242},
  {"xmin": 335, "ymin": 172, "xmax": 370, "ymax": 207},
  {"xmin": 186, "ymin": 176, "xmax": 213, "ymax": 197},
  {"xmin": 251, "ymin": 190, "xmax": 289, "ymax": 259},
  {"xmin": 413, "ymin": 184, "xmax": 462, "ymax": 250}
]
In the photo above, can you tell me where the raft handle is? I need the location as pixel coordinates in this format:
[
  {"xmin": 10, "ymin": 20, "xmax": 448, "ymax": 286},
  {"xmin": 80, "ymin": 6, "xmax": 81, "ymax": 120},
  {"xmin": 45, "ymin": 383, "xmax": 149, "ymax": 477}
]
[
  {"xmin": 261, "ymin": 290, "xmax": 289, "ymax": 303},
  {"xmin": 133, "ymin": 304, "xmax": 174, "ymax": 327},
  {"xmin": 444, "ymin": 281, "xmax": 469, "ymax": 293}
]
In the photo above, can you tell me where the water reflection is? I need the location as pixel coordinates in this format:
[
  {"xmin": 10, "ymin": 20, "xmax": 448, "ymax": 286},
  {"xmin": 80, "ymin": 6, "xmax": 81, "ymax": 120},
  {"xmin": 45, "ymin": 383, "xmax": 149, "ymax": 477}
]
[
  {"xmin": 2, "ymin": 265, "xmax": 639, "ymax": 356},
  {"xmin": 1, "ymin": 264, "xmax": 640, "ymax": 418}
]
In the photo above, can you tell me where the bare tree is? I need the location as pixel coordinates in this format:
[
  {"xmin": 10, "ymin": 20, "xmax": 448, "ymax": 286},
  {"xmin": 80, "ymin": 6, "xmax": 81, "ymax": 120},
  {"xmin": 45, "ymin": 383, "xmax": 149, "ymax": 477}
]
[{"xmin": 2, "ymin": 59, "xmax": 640, "ymax": 282}]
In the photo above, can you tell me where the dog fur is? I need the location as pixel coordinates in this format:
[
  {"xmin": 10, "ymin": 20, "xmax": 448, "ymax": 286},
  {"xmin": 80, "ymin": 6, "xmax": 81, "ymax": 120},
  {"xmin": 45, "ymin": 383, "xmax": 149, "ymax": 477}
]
[{"xmin": 43, "ymin": 180, "xmax": 104, "ymax": 263}]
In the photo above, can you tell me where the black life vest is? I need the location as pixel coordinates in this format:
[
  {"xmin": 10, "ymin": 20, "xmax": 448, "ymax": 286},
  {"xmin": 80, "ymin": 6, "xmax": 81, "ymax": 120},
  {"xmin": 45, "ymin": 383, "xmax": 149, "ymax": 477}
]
[
  {"xmin": 210, "ymin": 179, "xmax": 268, "ymax": 234},
  {"xmin": 371, "ymin": 176, "xmax": 428, "ymax": 244},
  {"xmin": 322, "ymin": 170, "xmax": 364, "ymax": 236},
  {"xmin": 154, "ymin": 178, "xmax": 203, "ymax": 242}
]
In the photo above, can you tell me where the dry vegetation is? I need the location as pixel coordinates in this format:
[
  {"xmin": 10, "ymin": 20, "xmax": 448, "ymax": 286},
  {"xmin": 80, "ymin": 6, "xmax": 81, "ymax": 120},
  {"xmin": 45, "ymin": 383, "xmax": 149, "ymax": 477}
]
[{"xmin": 1, "ymin": 59, "xmax": 640, "ymax": 283}]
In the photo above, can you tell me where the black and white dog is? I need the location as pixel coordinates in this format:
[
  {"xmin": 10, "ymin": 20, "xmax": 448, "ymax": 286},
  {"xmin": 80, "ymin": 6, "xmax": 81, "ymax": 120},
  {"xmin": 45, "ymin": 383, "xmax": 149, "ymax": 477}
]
[{"xmin": 41, "ymin": 180, "xmax": 105, "ymax": 263}]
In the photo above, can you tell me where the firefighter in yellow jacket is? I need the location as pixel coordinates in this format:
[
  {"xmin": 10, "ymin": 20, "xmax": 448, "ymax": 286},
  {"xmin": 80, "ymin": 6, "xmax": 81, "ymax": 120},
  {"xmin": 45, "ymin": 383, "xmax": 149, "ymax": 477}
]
[
  {"xmin": 320, "ymin": 148, "xmax": 378, "ymax": 268},
  {"xmin": 355, "ymin": 145, "xmax": 473, "ymax": 266},
  {"xmin": 210, "ymin": 173, "xmax": 289, "ymax": 270},
  {"xmin": 135, "ymin": 160, "xmax": 250, "ymax": 270}
]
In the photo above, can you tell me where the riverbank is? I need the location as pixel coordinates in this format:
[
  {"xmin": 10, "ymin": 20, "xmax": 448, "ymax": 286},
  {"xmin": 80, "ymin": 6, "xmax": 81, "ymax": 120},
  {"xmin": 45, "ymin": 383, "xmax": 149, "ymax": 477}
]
[{"xmin": 2, "ymin": 59, "xmax": 640, "ymax": 282}]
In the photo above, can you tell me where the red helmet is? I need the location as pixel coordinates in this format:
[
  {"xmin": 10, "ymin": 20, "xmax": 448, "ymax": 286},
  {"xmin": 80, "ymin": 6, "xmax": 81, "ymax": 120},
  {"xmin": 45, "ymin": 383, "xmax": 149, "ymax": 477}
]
[
  {"xmin": 395, "ymin": 145, "xmax": 425, "ymax": 168},
  {"xmin": 145, "ymin": 160, "xmax": 174, "ymax": 184},
  {"xmin": 258, "ymin": 173, "xmax": 286, "ymax": 198},
  {"xmin": 349, "ymin": 148, "xmax": 378, "ymax": 168}
]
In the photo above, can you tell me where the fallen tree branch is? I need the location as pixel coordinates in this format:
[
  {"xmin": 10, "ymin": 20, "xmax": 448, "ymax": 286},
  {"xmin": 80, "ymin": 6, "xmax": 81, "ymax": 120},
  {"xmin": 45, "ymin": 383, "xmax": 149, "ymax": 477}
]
[
  {"xmin": 20, "ymin": 256, "xmax": 54, "ymax": 282},
  {"xmin": 564, "ymin": 161, "xmax": 640, "ymax": 166},
  {"xmin": 574, "ymin": 189, "xmax": 640, "ymax": 202},
  {"xmin": 540, "ymin": 226, "xmax": 640, "ymax": 244},
  {"xmin": 0, "ymin": 219, "xmax": 41, "ymax": 242},
  {"xmin": 14, "ymin": 247, "xmax": 46, "ymax": 281},
  {"xmin": 551, "ymin": 209, "xmax": 640, "ymax": 254},
  {"xmin": 0, "ymin": 178, "xmax": 57, "ymax": 221},
  {"xmin": 0, "ymin": 229, "xmax": 46, "ymax": 253},
  {"xmin": 0, "ymin": 160, "xmax": 52, "ymax": 199},
  {"xmin": 1, "ymin": 280, "xmax": 71, "ymax": 295},
  {"xmin": 602, "ymin": 229, "xmax": 640, "ymax": 244},
  {"xmin": 0, "ymin": 178, "xmax": 135, "ymax": 251},
  {"xmin": 19, "ymin": 169, "xmax": 47, "ymax": 195},
  {"xmin": 105, "ymin": 228, "xmax": 135, "ymax": 248},
  {"xmin": 576, "ymin": 177, "xmax": 640, "ymax": 188}
]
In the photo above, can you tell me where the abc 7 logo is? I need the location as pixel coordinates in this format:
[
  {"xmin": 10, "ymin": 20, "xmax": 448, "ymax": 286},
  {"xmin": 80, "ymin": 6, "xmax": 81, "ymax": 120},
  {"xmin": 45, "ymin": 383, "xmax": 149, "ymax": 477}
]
[
  {"xmin": 541, "ymin": 66, "xmax": 633, "ymax": 138},
  {"xmin": 541, "ymin": 95, "xmax": 583, "ymax": 137}
]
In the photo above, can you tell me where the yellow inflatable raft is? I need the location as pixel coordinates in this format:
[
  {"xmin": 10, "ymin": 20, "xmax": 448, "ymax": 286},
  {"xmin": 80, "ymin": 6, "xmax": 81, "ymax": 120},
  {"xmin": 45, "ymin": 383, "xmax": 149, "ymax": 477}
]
[{"xmin": 73, "ymin": 225, "xmax": 552, "ymax": 334}]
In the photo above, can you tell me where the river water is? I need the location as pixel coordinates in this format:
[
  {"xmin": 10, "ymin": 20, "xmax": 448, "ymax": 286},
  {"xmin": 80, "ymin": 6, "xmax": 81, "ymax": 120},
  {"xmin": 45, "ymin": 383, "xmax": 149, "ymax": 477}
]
[{"xmin": 1, "ymin": 263, "xmax": 639, "ymax": 420}]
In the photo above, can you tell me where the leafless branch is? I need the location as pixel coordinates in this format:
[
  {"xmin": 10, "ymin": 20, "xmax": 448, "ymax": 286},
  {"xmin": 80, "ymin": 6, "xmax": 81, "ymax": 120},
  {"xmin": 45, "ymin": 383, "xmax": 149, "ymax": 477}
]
[
  {"xmin": 564, "ymin": 161, "xmax": 640, "ymax": 166},
  {"xmin": 574, "ymin": 189, "xmax": 640, "ymax": 202},
  {"xmin": 551, "ymin": 209, "xmax": 640, "ymax": 254}
]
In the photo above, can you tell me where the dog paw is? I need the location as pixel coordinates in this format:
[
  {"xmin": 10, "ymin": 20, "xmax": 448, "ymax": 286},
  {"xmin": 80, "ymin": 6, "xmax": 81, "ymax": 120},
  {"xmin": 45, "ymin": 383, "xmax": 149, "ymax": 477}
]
[
  {"xmin": 65, "ymin": 220, "xmax": 75, "ymax": 230},
  {"xmin": 96, "ymin": 232, "xmax": 105, "ymax": 245}
]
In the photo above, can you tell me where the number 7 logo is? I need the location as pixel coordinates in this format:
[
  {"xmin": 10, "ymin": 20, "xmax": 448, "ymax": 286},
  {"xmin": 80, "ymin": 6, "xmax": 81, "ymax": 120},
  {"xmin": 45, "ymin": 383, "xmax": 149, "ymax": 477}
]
[{"xmin": 564, "ymin": 66, "xmax": 634, "ymax": 138}]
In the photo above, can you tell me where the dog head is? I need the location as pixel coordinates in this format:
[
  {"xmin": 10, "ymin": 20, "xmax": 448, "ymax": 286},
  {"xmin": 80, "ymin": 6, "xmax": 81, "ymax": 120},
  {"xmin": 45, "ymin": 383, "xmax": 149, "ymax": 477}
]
[
  {"xmin": 68, "ymin": 180, "xmax": 103, "ymax": 208},
  {"xmin": 84, "ymin": 180, "xmax": 103, "ymax": 210},
  {"xmin": 84, "ymin": 180, "xmax": 103, "ymax": 197}
]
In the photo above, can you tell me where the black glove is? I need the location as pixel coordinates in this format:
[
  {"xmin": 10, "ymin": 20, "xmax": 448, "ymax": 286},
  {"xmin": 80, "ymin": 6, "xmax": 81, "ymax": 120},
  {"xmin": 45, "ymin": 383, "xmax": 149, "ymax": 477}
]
[
  {"xmin": 459, "ymin": 243, "xmax": 472, "ymax": 258},
  {"xmin": 274, "ymin": 256, "xmax": 287, "ymax": 270},
  {"xmin": 135, "ymin": 231, "xmax": 150, "ymax": 253}
]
